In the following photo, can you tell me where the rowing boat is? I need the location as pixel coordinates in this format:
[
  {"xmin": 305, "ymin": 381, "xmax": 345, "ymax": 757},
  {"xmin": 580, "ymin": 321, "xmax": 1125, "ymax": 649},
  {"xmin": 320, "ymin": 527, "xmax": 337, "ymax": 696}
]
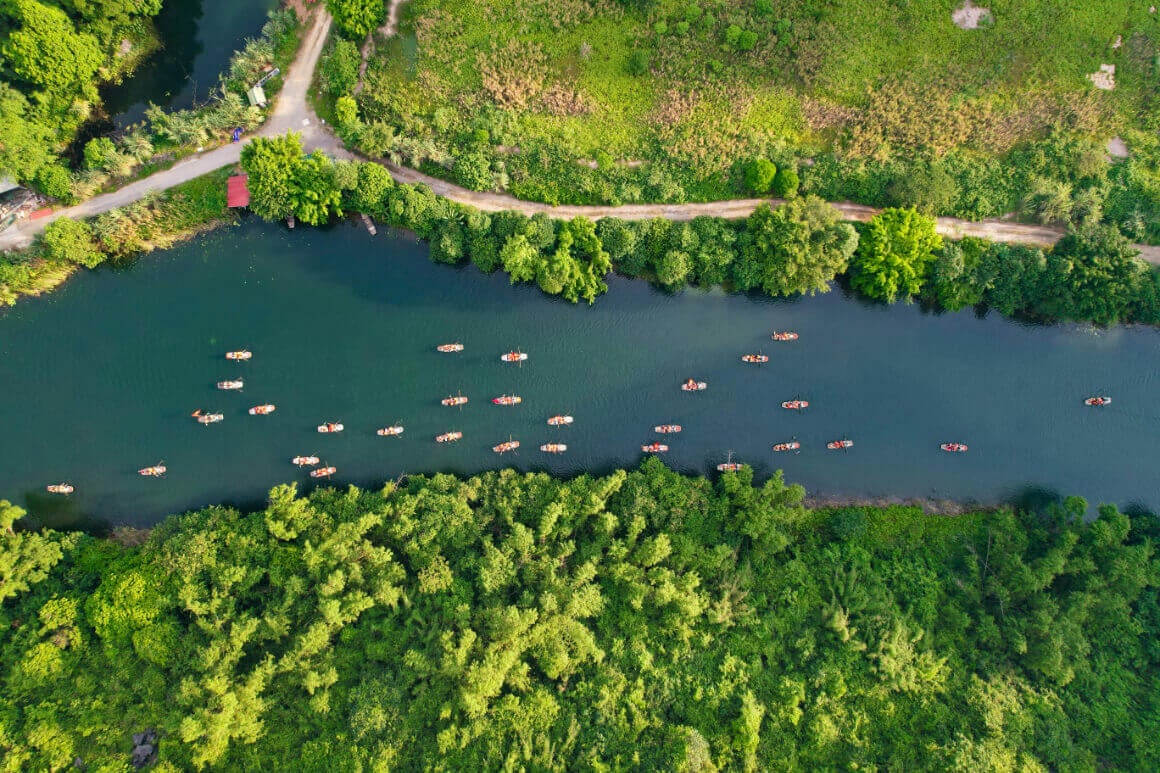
[
  {"xmin": 249, "ymin": 404, "xmax": 275, "ymax": 415},
  {"xmin": 436, "ymin": 432, "xmax": 462, "ymax": 443}
]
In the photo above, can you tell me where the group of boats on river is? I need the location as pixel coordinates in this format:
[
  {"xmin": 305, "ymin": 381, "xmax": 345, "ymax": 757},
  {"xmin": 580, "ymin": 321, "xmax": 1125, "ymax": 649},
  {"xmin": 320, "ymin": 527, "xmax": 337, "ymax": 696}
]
[{"xmin": 40, "ymin": 337, "xmax": 1118, "ymax": 494}]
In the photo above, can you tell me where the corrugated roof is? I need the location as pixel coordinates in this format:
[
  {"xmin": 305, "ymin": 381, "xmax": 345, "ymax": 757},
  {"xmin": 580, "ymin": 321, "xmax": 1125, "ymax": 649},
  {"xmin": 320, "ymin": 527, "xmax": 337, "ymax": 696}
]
[{"xmin": 227, "ymin": 174, "xmax": 250, "ymax": 208}]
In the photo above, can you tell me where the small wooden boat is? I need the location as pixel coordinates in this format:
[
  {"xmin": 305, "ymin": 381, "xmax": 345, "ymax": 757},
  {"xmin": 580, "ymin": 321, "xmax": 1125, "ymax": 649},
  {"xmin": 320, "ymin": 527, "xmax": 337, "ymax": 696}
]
[
  {"xmin": 681, "ymin": 379, "xmax": 707, "ymax": 392},
  {"xmin": 442, "ymin": 395, "xmax": 469, "ymax": 407},
  {"xmin": 940, "ymin": 443, "xmax": 969, "ymax": 453},
  {"xmin": 654, "ymin": 424, "xmax": 682, "ymax": 434},
  {"xmin": 217, "ymin": 379, "xmax": 244, "ymax": 390},
  {"xmin": 437, "ymin": 343, "xmax": 464, "ymax": 353},
  {"xmin": 500, "ymin": 351, "xmax": 528, "ymax": 363},
  {"xmin": 641, "ymin": 443, "xmax": 669, "ymax": 453},
  {"xmin": 46, "ymin": 484, "xmax": 74, "ymax": 495},
  {"xmin": 317, "ymin": 422, "xmax": 344, "ymax": 433},
  {"xmin": 195, "ymin": 412, "xmax": 224, "ymax": 425},
  {"xmin": 493, "ymin": 439, "xmax": 520, "ymax": 454},
  {"xmin": 377, "ymin": 425, "xmax": 405, "ymax": 437},
  {"xmin": 248, "ymin": 404, "xmax": 276, "ymax": 415},
  {"xmin": 771, "ymin": 331, "xmax": 799, "ymax": 342},
  {"xmin": 741, "ymin": 354, "xmax": 769, "ymax": 364},
  {"xmin": 225, "ymin": 350, "xmax": 252, "ymax": 361},
  {"xmin": 717, "ymin": 462, "xmax": 743, "ymax": 472},
  {"xmin": 138, "ymin": 464, "xmax": 166, "ymax": 477},
  {"xmin": 492, "ymin": 395, "xmax": 522, "ymax": 406},
  {"xmin": 310, "ymin": 466, "xmax": 337, "ymax": 479},
  {"xmin": 547, "ymin": 415, "xmax": 573, "ymax": 426},
  {"xmin": 826, "ymin": 439, "xmax": 854, "ymax": 450},
  {"xmin": 1084, "ymin": 396, "xmax": 1112, "ymax": 407},
  {"xmin": 772, "ymin": 442, "xmax": 800, "ymax": 452},
  {"xmin": 292, "ymin": 456, "xmax": 320, "ymax": 466},
  {"xmin": 435, "ymin": 432, "xmax": 462, "ymax": 443},
  {"xmin": 540, "ymin": 443, "xmax": 567, "ymax": 454},
  {"xmin": 781, "ymin": 400, "xmax": 809, "ymax": 410}
]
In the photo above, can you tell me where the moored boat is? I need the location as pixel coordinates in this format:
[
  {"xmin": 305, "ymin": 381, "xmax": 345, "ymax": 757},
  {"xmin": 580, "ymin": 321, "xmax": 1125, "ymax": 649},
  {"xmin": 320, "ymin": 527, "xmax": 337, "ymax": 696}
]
[
  {"xmin": 540, "ymin": 443, "xmax": 567, "ymax": 454},
  {"xmin": 46, "ymin": 483, "xmax": 74, "ymax": 495},
  {"xmin": 492, "ymin": 395, "xmax": 522, "ymax": 406},
  {"xmin": 940, "ymin": 443, "xmax": 969, "ymax": 453},
  {"xmin": 771, "ymin": 331, "xmax": 799, "ymax": 341},
  {"xmin": 442, "ymin": 395, "xmax": 469, "ymax": 407},
  {"xmin": 435, "ymin": 432, "xmax": 463, "ymax": 443},
  {"xmin": 310, "ymin": 466, "xmax": 337, "ymax": 479},
  {"xmin": 138, "ymin": 463, "xmax": 166, "ymax": 477},
  {"xmin": 194, "ymin": 411, "xmax": 224, "ymax": 425},
  {"xmin": 1084, "ymin": 396, "xmax": 1112, "ymax": 407},
  {"xmin": 781, "ymin": 400, "xmax": 809, "ymax": 410},
  {"xmin": 741, "ymin": 354, "xmax": 769, "ymax": 364},
  {"xmin": 641, "ymin": 443, "xmax": 669, "ymax": 453},
  {"xmin": 437, "ymin": 343, "xmax": 464, "ymax": 353},
  {"xmin": 225, "ymin": 350, "xmax": 252, "ymax": 361},
  {"xmin": 654, "ymin": 424, "xmax": 682, "ymax": 433},
  {"xmin": 681, "ymin": 379, "xmax": 707, "ymax": 392},
  {"xmin": 292, "ymin": 455, "xmax": 320, "ymax": 466},
  {"xmin": 717, "ymin": 462, "xmax": 743, "ymax": 472},
  {"xmin": 500, "ymin": 351, "xmax": 528, "ymax": 363},
  {"xmin": 772, "ymin": 441, "xmax": 800, "ymax": 452},
  {"xmin": 826, "ymin": 439, "xmax": 854, "ymax": 450},
  {"xmin": 377, "ymin": 426, "xmax": 405, "ymax": 437},
  {"xmin": 547, "ymin": 415, "xmax": 573, "ymax": 426},
  {"xmin": 217, "ymin": 379, "xmax": 244, "ymax": 390},
  {"xmin": 248, "ymin": 404, "xmax": 276, "ymax": 415},
  {"xmin": 493, "ymin": 439, "xmax": 520, "ymax": 454},
  {"xmin": 317, "ymin": 422, "xmax": 344, "ymax": 433}
]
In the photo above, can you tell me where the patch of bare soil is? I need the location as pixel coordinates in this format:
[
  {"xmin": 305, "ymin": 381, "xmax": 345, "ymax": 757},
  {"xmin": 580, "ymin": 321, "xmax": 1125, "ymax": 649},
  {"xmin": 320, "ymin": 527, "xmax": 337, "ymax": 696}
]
[
  {"xmin": 952, "ymin": 1, "xmax": 992, "ymax": 30},
  {"xmin": 1107, "ymin": 136, "xmax": 1129, "ymax": 159}
]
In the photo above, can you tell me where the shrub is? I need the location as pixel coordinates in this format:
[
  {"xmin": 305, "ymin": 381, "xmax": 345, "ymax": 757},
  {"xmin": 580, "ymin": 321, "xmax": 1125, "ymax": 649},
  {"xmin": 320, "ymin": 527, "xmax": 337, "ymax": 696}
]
[
  {"xmin": 320, "ymin": 39, "xmax": 360, "ymax": 96},
  {"xmin": 34, "ymin": 164, "xmax": 73, "ymax": 202},
  {"xmin": 626, "ymin": 49, "xmax": 649, "ymax": 76},
  {"xmin": 42, "ymin": 217, "xmax": 103, "ymax": 269},
  {"xmin": 83, "ymin": 137, "xmax": 115, "ymax": 171},
  {"xmin": 771, "ymin": 167, "xmax": 799, "ymax": 198},
  {"xmin": 744, "ymin": 158, "xmax": 777, "ymax": 194},
  {"xmin": 851, "ymin": 208, "xmax": 942, "ymax": 303},
  {"xmin": 453, "ymin": 150, "xmax": 493, "ymax": 191},
  {"xmin": 326, "ymin": 0, "xmax": 385, "ymax": 40}
]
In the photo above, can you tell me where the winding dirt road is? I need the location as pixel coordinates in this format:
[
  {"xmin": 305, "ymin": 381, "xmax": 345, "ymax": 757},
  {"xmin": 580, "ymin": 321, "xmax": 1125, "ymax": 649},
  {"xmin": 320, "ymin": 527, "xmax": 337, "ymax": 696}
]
[{"xmin": 4, "ymin": 8, "xmax": 1158, "ymax": 266}]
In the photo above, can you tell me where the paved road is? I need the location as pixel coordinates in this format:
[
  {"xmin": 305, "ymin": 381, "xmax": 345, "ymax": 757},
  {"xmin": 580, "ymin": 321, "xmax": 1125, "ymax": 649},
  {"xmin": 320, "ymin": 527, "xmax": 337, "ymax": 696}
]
[{"xmin": 4, "ymin": 8, "xmax": 1159, "ymax": 267}]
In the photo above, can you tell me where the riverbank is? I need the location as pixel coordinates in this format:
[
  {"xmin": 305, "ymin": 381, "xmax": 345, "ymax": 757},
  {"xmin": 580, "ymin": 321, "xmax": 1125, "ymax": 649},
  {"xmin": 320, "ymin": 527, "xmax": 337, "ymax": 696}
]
[{"xmin": 2, "ymin": 462, "xmax": 1155, "ymax": 769}]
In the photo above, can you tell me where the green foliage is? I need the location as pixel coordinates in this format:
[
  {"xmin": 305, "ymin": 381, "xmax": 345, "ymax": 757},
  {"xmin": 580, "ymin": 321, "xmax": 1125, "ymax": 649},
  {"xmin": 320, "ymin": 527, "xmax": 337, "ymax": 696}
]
[
  {"xmin": 240, "ymin": 133, "xmax": 343, "ymax": 226},
  {"xmin": 82, "ymin": 137, "xmax": 116, "ymax": 172},
  {"xmin": 0, "ymin": 83, "xmax": 52, "ymax": 182},
  {"xmin": 852, "ymin": 208, "xmax": 942, "ymax": 303},
  {"xmin": 739, "ymin": 197, "xmax": 858, "ymax": 296},
  {"xmin": 744, "ymin": 159, "xmax": 777, "ymax": 195},
  {"xmin": 320, "ymin": 39, "xmax": 361, "ymax": 96},
  {"xmin": 33, "ymin": 164, "xmax": 73, "ymax": 202},
  {"xmin": 626, "ymin": 49, "xmax": 650, "ymax": 76},
  {"xmin": 453, "ymin": 149, "xmax": 494, "ymax": 191},
  {"xmin": 1039, "ymin": 224, "xmax": 1144, "ymax": 325},
  {"xmin": 2, "ymin": 0, "xmax": 102, "ymax": 102},
  {"xmin": 41, "ymin": 217, "xmax": 103, "ymax": 269},
  {"xmin": 772, "ymin": 167, "xmax": 799, "ymax": 198},
  {"xmin": 326, "ymin": 0, "xmax": 385, "ymax": 40}
]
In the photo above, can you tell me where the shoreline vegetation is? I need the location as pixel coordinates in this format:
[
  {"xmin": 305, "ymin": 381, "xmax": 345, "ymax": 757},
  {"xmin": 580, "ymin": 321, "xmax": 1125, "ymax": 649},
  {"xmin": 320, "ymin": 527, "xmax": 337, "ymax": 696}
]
[{"xmin": 2, "ymin": 460, "xmax": 1157, "ymax": 769}]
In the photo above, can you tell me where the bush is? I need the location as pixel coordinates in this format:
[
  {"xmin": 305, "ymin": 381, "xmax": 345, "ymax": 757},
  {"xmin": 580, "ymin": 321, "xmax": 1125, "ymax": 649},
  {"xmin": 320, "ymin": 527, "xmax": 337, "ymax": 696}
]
[
  {"xmin": 320, "ymin": 39, "xmax": 360, "ymax": 96},
  {"xmin": 771, "ymin": 167, "xmax": 799, "ymax": 198},
  {"xmin": 745, "ymin": 158, "xmax": 777, "ymax": 194},
  {"xmin": 83, "ymin": 137, "xmax": 115, "ymax": 172},
  {"xmin": 41, "ymin": 217, "xmax": 103, "ymax": 269},
  {"xmin": 326, "ymin": 0, "xmax": 385, "ymax": 39},
  {"xmin": 34, "ymin": 164, "xmax": 73, "ymax": 202},
  {"xmin": 851, "ymin": 208, "xmax": 942, "ymax": 303},
  {"xmin": 453, "ymin": 150, "xmax": 493, "ymax": 191}
]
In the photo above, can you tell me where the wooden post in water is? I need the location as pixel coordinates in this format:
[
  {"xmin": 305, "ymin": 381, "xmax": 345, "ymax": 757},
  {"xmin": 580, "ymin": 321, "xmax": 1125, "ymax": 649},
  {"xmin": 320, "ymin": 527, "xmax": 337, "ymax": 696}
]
[{"xmin": 287, "ymin": 215, "xmax": 296, "ymax": 229}]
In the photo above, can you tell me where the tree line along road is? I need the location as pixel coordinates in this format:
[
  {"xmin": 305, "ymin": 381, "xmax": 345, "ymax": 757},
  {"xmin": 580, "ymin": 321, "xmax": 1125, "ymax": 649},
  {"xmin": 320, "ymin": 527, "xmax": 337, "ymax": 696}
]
[{"xmin": 2, "ymin": 9, "xmax": 1158, "ymax": 267}]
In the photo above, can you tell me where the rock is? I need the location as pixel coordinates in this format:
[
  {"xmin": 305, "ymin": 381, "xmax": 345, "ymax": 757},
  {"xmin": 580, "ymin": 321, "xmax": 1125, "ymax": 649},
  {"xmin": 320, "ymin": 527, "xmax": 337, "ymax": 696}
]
[
  {"xmin": 1088, "ymin": 64, "xmax": 1116, "ymax": 90},
  {"xmin": 952, "ymin": 1, "xmax": 992, "ymax": 30},
  {"xmin": 1107, "ymin": 136, "xmax": 1129, "ymax": 159}
]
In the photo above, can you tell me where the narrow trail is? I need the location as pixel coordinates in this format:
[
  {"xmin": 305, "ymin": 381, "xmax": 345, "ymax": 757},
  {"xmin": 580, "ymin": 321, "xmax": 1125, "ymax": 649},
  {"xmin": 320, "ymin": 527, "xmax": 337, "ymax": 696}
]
[
  {"xmin": 3, "ymin": 7, "xmax": 1158, "ymax": 267},
  {"xmin": 354, "ymin": 0, "xmax": 408, "ymax": 95}
]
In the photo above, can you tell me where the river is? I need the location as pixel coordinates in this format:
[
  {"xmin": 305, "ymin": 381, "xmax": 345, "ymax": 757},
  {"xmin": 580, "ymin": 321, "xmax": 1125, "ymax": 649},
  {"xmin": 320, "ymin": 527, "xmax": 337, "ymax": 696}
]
[{"xmin": 2, "ymin": 221, "xmax": 1158, "ymax": 529}]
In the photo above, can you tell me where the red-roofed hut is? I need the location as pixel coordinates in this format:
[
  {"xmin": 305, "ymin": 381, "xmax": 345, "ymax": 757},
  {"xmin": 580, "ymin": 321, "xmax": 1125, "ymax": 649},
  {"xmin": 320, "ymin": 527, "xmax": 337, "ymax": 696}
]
[{"xmin": 227, "ymin": 175, "xmax": 250, "ymax": 208}]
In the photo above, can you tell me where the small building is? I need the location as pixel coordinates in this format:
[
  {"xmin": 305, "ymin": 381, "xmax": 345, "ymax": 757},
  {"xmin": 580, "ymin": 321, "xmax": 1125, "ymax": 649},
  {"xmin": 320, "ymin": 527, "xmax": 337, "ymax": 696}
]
[
  {"xmin": 246, "ymin": 85, "xmax": 267, "ymax": 107},
  {"xmin": 227, "ymin": 175, "xmax": 250, "ymax": 208}
]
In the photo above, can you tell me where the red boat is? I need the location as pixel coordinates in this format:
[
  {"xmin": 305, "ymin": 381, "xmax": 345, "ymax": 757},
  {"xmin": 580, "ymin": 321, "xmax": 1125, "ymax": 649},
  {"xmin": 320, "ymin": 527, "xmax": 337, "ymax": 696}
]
[
  {"xmin": 540, "ymin": 443, "xmax": 567, "ymax": 454},
  {"xmin": 46, "ymin": 483, "xmax": 74, "ymax": 495},
  {"xmin": 1084, "ymin": 396, "xmax": 1112, "ymax": 407},
  {"xmin": 317, "ymin": 422, "xmax": 344, "ymax": 433},
  {"xmin": 492, "ymin": 395, "xmax": 522, "ymax": 406},
  {"xmin": 681, "ymin": 379, "xmax": 707, "ymax": 392},
  {"xmin": 217, "ymin": 379, "xmax": 244, "ymax": 390},
  {"xmin": 225, "ymin": 350, "xmax": 252, "ymax": 361},
  {"xmin": 654, "ymin": 424, "xmax": 682, "ymax": 433},
  {"xmin": 292, "ymin": 456, "xmax": 320, "ymax": 466},
  {"xmin": 435, "ymin": 432, "xmax": 462, "ymax": 443},
  {"xmin": 772, "ymin": 442, "xmax": 800, "ymax": 452},
  {"xmin": 493, "ymin": 439, "xmax": 520, "ymax": 454},
  {"xmin": 741, "ymin": 354, "xmax": 769, "ymax": 364},
  {"xmin": 377, "ymin": 425, "xmax": 405, "ymax": 437},
  {"xmin": 782, "ymin": 400, "xmax": 809, "ymax": 410},
  {"xmin": 941, "ymin": 443, "xmax": 968, "ymax": 453},
  {"xmin": 442, "ymin": 395, "xmax": 468, "ymax": 407},
  {"xmin": 771, "ymin": 331, "xmax": 799, "ymax": 341},
  {"xmin": 500, "ymin": 351, "xmax": 528, "ymax": 363},
  {"xmin": 310, "ymin": 466, "xmax": 337, "ymax": 479},
  {"xmin": 717, "ymin": 462, "xmax": 743, "ymax": 472},
  {"xmin": 641, "ymin": 443, "xmax": 669, "ymax": 453},
  {"xmin": 437, "ymin": 343, "xmax": 464, "ymax": 353},
  {"xmin": 826, "ymin": 439, "xmax": 854, "ymax": 450},
  {"xmin": 547, "ymin": 415, "xmax": 573, "ymax": 426},
  {"xmin": 248, "ymin": 404, "xmax": 275, "ymax": 415},
  {"xmin": 138, "ymin": 464, "xmax": 166, "ymax": 477}
]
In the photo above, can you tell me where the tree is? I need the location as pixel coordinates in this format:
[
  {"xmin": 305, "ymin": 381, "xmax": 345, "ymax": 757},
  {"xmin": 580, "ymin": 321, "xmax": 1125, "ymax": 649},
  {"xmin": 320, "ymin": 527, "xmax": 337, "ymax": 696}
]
[
  {"xmin": 320, "ymin": 39, "xmax": 360, "ymax": 96},
  {"xmin": 1038, "ymin": 223, "xmax": 1143, "ymax": 324},
  {"xmin": 83, "ymin": 137, "xmax": 116, "ymax": 171},
  {"xmin": 500, "ymin": 234, "xmax": 542, "ymax": 283},
  {"xmin": 288, "ymin": 151, "xmax": 343, "ymax": 226},
  {"xmin": 241, "ymin": 133, "xmax": 304, "ymax": 221},
  {"xmin": 2, "ymin": 0, "xmax": 102, "ymax": 101},
  {"xmin": 627, "ymin": 49, "xmax": 650, "ymax": 76},
  {"xmin": 0, "ymin": 500, "xmax": 67, "ymax": 603},
  {"xmin": 34, "ymin": 164, "xmax": 73, "ymax": 202},
  {"xmin": 851, "ymin": 208, "xmax": 942, "ymax": 302},
  {"xmin": 454, "ymin": 149, "xmax": 493, "ymax": 191},
  {"xmin": 655, "ymin": 249, "xmax": 691, "ymax": 289},
  {"xmin": 41, "ymin": 217, "xmax": 104, "ymax": 268},
  {"xmin": 740, "ymin": 197, "xmax": 858, "ymax": 296},
  {"xmin": 326, "ymin": 0, "xmax": 385, "ymax": 40},
  {"xmin": 772, "ymin": 167, "xmax": 800, "ymax": 198},
  {"xmin": 351, "ymin": 161, "xmax": 393, "ymax": 213},
  {"xmin": 744, "ymin": 158, "xmax": 777, "ymax": 194},
  {"xmin": 0, "ymin": 83, "xmax": 53, "ymax": 182}
]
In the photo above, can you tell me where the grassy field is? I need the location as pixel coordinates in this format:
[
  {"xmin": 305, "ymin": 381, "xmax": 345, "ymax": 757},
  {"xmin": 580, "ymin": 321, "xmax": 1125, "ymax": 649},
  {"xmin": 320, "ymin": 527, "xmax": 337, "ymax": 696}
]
[{"xmin": 351, "ymin": 0, "xmax": 1160, "ymax": 225}]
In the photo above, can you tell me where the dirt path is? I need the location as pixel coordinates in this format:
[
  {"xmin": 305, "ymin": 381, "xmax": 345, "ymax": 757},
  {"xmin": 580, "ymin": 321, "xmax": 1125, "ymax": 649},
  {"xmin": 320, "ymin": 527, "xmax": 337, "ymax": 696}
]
[
  {"xmin": 354, "ymin": 0, "xmax": 408, "ymax": 95},
  {"xmin": 4, "ymin": 7, "xmax": 1158, "ymax": 268}
]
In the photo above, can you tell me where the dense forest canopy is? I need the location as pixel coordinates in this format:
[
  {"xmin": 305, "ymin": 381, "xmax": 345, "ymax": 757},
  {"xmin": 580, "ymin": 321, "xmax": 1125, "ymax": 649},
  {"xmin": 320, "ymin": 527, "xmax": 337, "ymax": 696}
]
[{"xmin": 2, "ymin": 461, "xmax": 1158, "ymax": 769}]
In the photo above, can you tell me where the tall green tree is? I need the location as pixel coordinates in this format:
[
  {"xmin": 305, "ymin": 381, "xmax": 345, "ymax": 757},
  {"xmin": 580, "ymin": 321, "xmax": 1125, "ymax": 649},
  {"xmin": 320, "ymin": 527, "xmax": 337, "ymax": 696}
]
[
  {"xmin": 851, "ymin": 208, "xmax": 942, "ymax": 302},
  {"xmin": 326, "ymin": 0, "xmax": 385, "ymax": 39},
  {"xmin": 1, "ymin": 0, "xmax": 102, "ymax": 103},
  {"xmin": 740, "ymin": 197, "xmax": 858, "ymax": 297},
  {"xmin": 241, "ymin": 133, "xmax": 305, "ymax": 221}
]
